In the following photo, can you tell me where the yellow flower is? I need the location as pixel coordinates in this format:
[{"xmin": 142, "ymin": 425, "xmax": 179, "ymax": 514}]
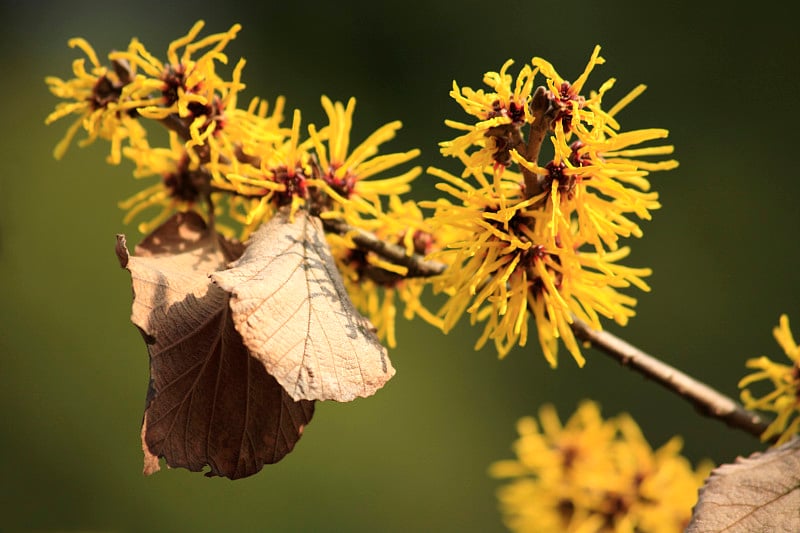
[
  {"xmin": 328, "ymin": 197, "xmax": 443, "ymax": 347},
  {"xmin": 442, "ymin": 45, "xmax": 677, "ymax": 250},
  {"xmin": 514, "ymin": 120, "xmax": 674, "ymax": 253},
  {"xmin": 515, "ymin": 51, "xmax": 677, "ymax": 252},
  {"xmin": 423, "ymin": 164, "xmax": 650, "ymax": 365},
  {"xmin": 440, "ymin": 59, "xmax": 536, "ymax": 170},
  {"xmin": 46, "ymin": 20, "xmax": 260, "ymax": 233},
  {"xmin": 428, "ymin": 46, "xmax": 675, "ymax": 363},
  {"xmin": 222, "ymin": 108, "xmax": 316, "ymax": 234},
  {"xmin": 490, "ymin": 401, "xmax": 713, "ymax": 533},
  {"xmin": 221, "ymin": 95, "xmax": 289, "ymax": 170},
  {"xmin": 45, "ymin": 37, "xmax": 153, "ymax": 162},
  {"xmin": 739, "ymin": 314, "xmax": 800, "ymax": 445},
  {"xmin": 46, "ymin": 21, "xmax": 247, "ymax": 165},
  {"xmin": 307, "ymin": 95, "xmax": 421, "ymax": 223},
  {"xmin": 48, "ymin": 21, "xmax": 426, "ymax": 242},
  {"xmin": 531, "ymin": 45, "xmax": 609, "ymax": 133},
  {"xmin": 117, "ymin": 131, "xmax": 209, "ymax": 234},
  {"xmin": 222, "ymin": 94, "xmax": 423, "ymax": 237},
  {"xmin": 109, "ymin": 20, "xmax": 243, "ymax": 119},
  {"xmin": 109, "ymin": 21, "xmax": 245, "ymax": 162}
]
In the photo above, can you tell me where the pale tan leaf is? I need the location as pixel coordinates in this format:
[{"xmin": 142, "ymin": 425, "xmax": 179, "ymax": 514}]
[
  {"xmin": 116, "ymin": 211, "xmax": 314, "ymax": 479},
  {"xmin": 687, "ymin": 437, "xmax": 800, "ymax": 532},
  {"xmin": 212, "ymin": 208, "xmax": 395, "ymax": 402}
]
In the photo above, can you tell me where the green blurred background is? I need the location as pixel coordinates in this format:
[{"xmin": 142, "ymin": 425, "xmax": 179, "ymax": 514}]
[{"xmin": 2, "ymin": 1, "xmax": 799, "ymax": 531}]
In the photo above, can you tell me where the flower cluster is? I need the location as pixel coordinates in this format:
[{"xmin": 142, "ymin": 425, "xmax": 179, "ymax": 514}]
[
  {"xmin": 427, "ymin": 46, "xmax": 677, "ymax": 363},
  {"xmin": 739, "ymin": 314, "xmax": 800, "ymax": 445},
  {"xmin": 326, "ymin": 196, "xmax": 444, "ymax": 347},
  {"xmin": 490, "ymin": 402, "xmax": 713, "ymax": 533},
  {"xmin": 45, "ymin": 21, "xmax": 432, "ymax": 343}
]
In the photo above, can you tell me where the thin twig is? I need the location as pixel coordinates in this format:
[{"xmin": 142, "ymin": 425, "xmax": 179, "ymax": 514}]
[
  {"xmin": 520, "ymin": 86, "xmax": 551, "ymax": 199},
  {"xmin": 570, "ymin": 317, "xmax": 775, "ymax": 443},
  {"xmin": 324, "ymin": 217, "xmax": 774, "ymax": 443},
  {"xmin": 320, "ymin": 217, "xmax": 446, "ymax": 278},
  {"xmin": 158, "ymin": 114, "xmax": 192, "ymax": 141}
]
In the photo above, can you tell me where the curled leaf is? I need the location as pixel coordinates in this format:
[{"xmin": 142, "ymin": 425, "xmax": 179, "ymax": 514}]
[
  {"xmin": 687, "ymin": 437, "xmax": 800, "ymax": 532},
  {"xmin": 117, "ymin": 212, "xmax": 314, "ymax": 479},
  {"xmin": 212, "ymin": 208, "xmax": 395, "ymax": 402}
]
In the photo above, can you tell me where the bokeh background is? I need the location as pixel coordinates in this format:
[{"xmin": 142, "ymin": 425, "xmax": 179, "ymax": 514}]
[{"xmin": 2, "ymin": 1, "xmax": 799, "ymax": 531}]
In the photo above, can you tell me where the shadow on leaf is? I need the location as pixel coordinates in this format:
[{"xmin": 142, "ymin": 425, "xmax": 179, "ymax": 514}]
[
  {"xmin": 117, "ymin": 211, "xmax": 314, "ymax": 480},
  {"xmin": 212, "ymin": 208, "xmax": 394, "ymax": 402}
]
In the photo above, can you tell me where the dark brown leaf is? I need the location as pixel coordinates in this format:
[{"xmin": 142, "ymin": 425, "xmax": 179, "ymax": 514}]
[
  {"xmin": 212, "ymin": 208, "xmax": 395, "ymax": 402},
  {"xmin": 687, "ymin": 437, "xmax": 800, "ymax": 532},
  {"xmin": 117, "ymin": 211, "xmax": 314, "ymax": 479}
]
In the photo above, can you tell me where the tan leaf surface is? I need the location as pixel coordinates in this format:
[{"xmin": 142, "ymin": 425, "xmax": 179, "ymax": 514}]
[
  {"xmin": 212, "ymin": 208, "xmax": 395, "ymax": 402},
  {"xmin": 687, "ymin": 437, "xmax": 800, "ymax": 532},
  {"xmin": 117, "ymin": 211, "xmax": 314, "ymax": 479}
]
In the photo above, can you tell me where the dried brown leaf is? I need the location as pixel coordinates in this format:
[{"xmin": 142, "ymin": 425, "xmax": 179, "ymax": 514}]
[
  {"xmin": 116, "ymin": 211, "xmax": 314, "ymax": 479},
  {"xmin": 212, "ymin": 208, "xmax": 395, "ymax": 402},
  {"xmin": 687, "ymin": 437, "xmax": 800, "ymax": 532}
]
